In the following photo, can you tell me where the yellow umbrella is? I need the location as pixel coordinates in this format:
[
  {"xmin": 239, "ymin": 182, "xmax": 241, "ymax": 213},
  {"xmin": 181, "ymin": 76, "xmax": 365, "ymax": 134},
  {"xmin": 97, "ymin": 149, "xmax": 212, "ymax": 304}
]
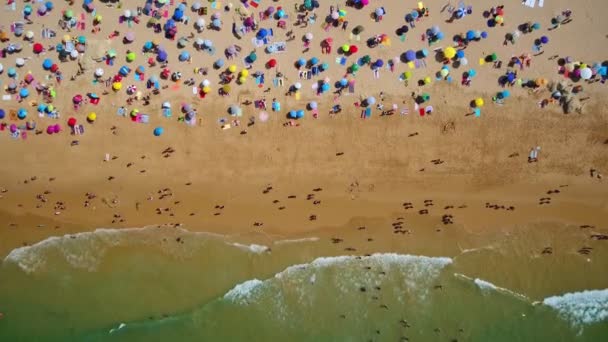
[
  {"xmin": 443, "ymin": 47, "xmax": 456, "ymax": 59},
  {"xmin": 222, "ymin": 84, "xmax": 231, "ymax": 93},
  {"xmin": 94, "ymin": 15, "xmax": 102, "ymax": 23},
  {"xmin": 403, "ymin": 71, "xmax": 412, "ymax": 80},
  {"xmin": 87, "ymin": 112, "xmax": 97, "ymax": 122},
  {"xmin": 423, "ymin": 76, "xmax": 432, "ymax": 84},
  {"xmin": 63, "ymin": 34, "xmax": 71, "ymax": 43},
  {"xmin": 228, "ymin": 65, "xmax": 237, "ymax": 73},
  {"xmin": 474, "ymin": 98, "xmax": 484, "ymax": 107},
  {"xmin": 202, "ymin": 86, "xmax": 211, "ymax": 93},
  {"xmin": 130, "ymin": 109, "xmax": 139, "ymax": 117},
  {"xmin": 238, "ymin": 76, "xmax": 247, "ymax": 84},
  {"xmin": 240, "ymin": 69, "xmax": 249, "ymax": 77},
  {"xmin": 112, "ymin": 82, "xmax": 122, "ymax": 91},
  {"xmin": 126, "ymin": 52, "xmax": 136, "ymax": 62}
]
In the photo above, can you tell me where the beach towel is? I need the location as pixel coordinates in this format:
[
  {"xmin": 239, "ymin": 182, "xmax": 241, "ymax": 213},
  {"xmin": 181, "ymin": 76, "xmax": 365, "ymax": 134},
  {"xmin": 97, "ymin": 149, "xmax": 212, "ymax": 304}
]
[
  {"xmin": 524, "ymin": 0, "xmax": 536, "ymax": 8},
  {"xmin": 139, "ymin": 114, "xmax": 150, "ymax": 124},
  {"xmin": 538, "ymin": 0, "xmax": 544, "ymax": 7},
  {"xmin": 348, "ymin": 80, "xmax": 355, "ymax": 93},
  {"xmin": 211, "ymin": 2, "xmax": 222, "ymax": 10},
  {"xmin": 163, "ymin": 108, "xmax": 172, "ymax": 117},
  {"xmin": 365, "ymin": 107, "xmax": 372, "ymax": 118},
  {"xmin": 295, "ymin": 91, "xmax": 301, "ymax": 100},
  {"xmin": 340, "ymin": 57, "xmax": 347, "ymax": 66},
  {"xmin": 312, "ymin": 66, "xmax": 319, "ymax": 76},
  {"xmin": 249, "ymin": 1, "xmax": 259, "ymax": 8},
  {"xmin": 78, "ymin": 125, "xmax": 85, "ymax": 135}
]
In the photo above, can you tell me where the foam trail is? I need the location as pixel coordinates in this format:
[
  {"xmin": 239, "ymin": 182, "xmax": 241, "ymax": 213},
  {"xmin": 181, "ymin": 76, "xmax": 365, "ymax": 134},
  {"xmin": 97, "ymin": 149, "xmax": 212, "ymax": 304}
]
[
  {"xmin": 274, "ymin": 237, "xmax": 320, "ymax": 245},
  {"xmin": 543, "ymin": 289, "xmax": 608, "ymax": 327},
  {"xmin": 109, "ymin": 323, "xmax": 127, "ymax": 334},
  {"xmin": 454, "ymin": 273, "xmax": 529, "ymax": 301},
  {"xmin": 229, "ymin": 243, "xmax": 270, "ymax": 254}
]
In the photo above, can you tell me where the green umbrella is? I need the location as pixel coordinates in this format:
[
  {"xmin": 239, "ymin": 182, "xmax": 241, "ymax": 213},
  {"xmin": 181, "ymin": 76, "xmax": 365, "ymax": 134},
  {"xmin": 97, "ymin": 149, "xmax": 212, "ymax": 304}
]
[
  {"xmin": 361, "ymin": 55, "xmax": 371, "ymax": 64},
  {"xmin": 126, "ymin": 52, "xmax": 136, "ymax": 62},
  {"xmin": 107, "ymin": 49, "xmax": 117, "ymax": 58},
  {"xmin": 350, "ymin": 63, "xmax": 359, "ymax": 72},
  {"xmin": 65, "ymin": 9, "xmax": 74, "ymax": 19},
  {"xmin": 490, "ymin": 53, "xmax": 498, "ymax": 61}
]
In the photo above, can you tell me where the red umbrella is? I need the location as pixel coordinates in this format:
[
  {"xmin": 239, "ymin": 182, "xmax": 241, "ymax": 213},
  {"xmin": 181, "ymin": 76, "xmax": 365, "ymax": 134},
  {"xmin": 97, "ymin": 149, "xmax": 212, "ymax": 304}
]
[
  {"xmin": 67, "ymin": 117, "xmax": 77, "ymax": 127},
  {"xmin": 349, "ymin": 45, "xmax": 358, "ymax": 54},
  {"xmin": 267, "ymin": 59, "xmax": 277, "ymax": 68},
  {"xmin": 33, "ymin": 43, "xmax": 44, "ymax": 54},
  {"xmin": 50, "ymin": 64, "xmax": 59, "ymax": 72}
]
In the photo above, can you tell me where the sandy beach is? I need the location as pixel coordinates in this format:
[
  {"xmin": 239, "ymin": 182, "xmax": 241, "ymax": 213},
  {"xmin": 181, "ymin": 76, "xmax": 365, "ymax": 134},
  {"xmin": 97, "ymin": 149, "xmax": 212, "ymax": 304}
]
[{"xmin": 0, "ymin": 0, "xmax": 607, "ymax": 340}]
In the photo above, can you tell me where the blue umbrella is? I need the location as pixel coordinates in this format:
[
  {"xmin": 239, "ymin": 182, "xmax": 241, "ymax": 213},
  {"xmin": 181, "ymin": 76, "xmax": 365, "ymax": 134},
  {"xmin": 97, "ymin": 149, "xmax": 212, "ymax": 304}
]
[
  {"xmin": 320, "ymin": 62, "xmax": 329, "ymax": 70},
  {"xmin": 339, "ymin": 78, "xmax": 348, "ymax": 87},
  {"xmin": 540, "ymin": 36, "xmax": 549, "ymax": 44},
  {"xmin": 289, "ymin": 110, "xmax": 297, "ymax": 118},
  {"xmin": 375, "ymin": 59, "xmax": 384, "ymax": 68},
  {"xmin": 19, "ymin": 88, "xmax": 29, "ymax": 98},
  {"xmin": 257, "ymin": 28, "xmax": 269, "ymax": 39},
  {"xmin": 468, "ymin": 69, "xmax": 477, "ymax": 77},
  {"xmin": 153, "ymin": 127, "xmax": 164, "ymax": 136},
  {"xmin": 411, "ymin": 10, "xmax": 419, "ymax": 19},
  {"xmin": 501, "ymin": 90, "xmax": 510, "ymax": 98},
  {"xmin": 179, "ymin": 51, "xmax": 190, "ymax": 61},
  {"xmin": 418, "ymin": 49, "xmax": 429, "ymax": 58},
  {"xmin": 45, "ymin": 1, "xmax": 53, "ymax": 10},
  {"xmin": 405, "ymin": 50, "xmax": 416, "ymax": 61},
  {"xmin": 481, "ymin": 31, "xmax": 488, "ymax": 39},
  {"xmin": 310, "ymin": 57, "xmax": 319, "ymax": 65},
  {"xmin": 143, "ymin": 41, "xmax": 153, "ymax": 51},
  {"xmin": 37, "ymin": 104, "xmax": 47, "ymax": 112},
  {"xmin": 173, "ymin": 9, "xmax": 184, "ymax": 21},
  {"xmin": 212, "ymin": 19, "xmax": 221, "ymax": 27},
  {"xmin": 507, "ymin": 72, "xmax": 515, "ymax": 83},
  {"xmin": 466, "ymin": 30, "xmax": 475, "ymax": 40},
  {"xmin": 435, "ymin": 31, "xmax": 444, "ymax": 40},
  {"xmin": 0, "ymin": 109, "xmax": 5, "ymax": 119},
  {"xmin": 215, "ymin": 59, "xmax": 225, "ymax": 68},
  {"xmin": 18, "ymin": 108, "xmax": 27, "ymax": 119},
  {"xmin": 456, "ymin": 50, "xmax": 465, "ymax": 59},
  {"xmin": 7, "ymin": 67, "xmax": 17, "ymax": 78},
  {"xmin": 297, "ymin": 58, "xmax": 306, "ymax": 67},
  {"xmin": 321, "ymin": 83, "xmax": 330, "ymax": 92},
  {"xmin": 532, "ymin": 22, "xmax": 541, "ymax": 30},
  {"xmin": 119, "ymin": 65, "xmax": 131, "ymax": 76},
  {"xmin": 296, "ymin": 110, "xmax": 305, "ymax": 118},
  {"xmin": 247, "ymin": 52, "xmax": 257, "ymax": 63},
  {"xmin": 430, "ymin": 25, "xmax": 441, "ymax": 35},
  {"xmin": 42, "ymin": 58, "xmax": 53, "ymax": 70},
  {"xmin": 157, "ymin": 50, "xmax": 168, "ymax": 62}
]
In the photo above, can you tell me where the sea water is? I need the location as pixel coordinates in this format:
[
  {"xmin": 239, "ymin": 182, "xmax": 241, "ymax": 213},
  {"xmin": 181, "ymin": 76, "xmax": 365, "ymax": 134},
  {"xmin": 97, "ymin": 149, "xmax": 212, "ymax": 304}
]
[{"xmin": 0, "ymin": 226, "xmax": 606, "ymax": 341}]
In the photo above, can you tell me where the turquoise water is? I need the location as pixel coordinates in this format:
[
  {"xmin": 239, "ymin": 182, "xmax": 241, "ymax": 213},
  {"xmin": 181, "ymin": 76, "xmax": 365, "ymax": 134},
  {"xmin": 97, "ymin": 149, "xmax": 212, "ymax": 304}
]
[{"xmin": 0, "ymin": 227, "xmax": 606, "ymax": 341}]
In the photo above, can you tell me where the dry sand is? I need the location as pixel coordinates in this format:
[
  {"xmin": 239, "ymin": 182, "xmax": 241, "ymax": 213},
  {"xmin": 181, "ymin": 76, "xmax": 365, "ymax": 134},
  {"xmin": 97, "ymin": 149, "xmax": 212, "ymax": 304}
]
[{"xmin": 0, "ymin": 0, "xmax": 607, "ymax": 257}]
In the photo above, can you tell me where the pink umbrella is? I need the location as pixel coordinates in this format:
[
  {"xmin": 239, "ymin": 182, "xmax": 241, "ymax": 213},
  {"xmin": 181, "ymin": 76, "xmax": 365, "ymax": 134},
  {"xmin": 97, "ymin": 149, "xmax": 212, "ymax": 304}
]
[
  {"xmin": 10, "ymin": 124, "xmax": 18, "ymax": 133},
  {"xmin": 361, "ymin": 0, "xmax": 370, "ymax": 6},
  {"xmin": 53, "ymin": 124, "xmax": 61, "ymax": 133},
  {"xmin": 259, "ymin": 111, "xmax": 269, "ymax": 122},
  {"xmin": 73, "ymin": 94, "xmax": 83, "ymax": 104},
  {"xmin": 46, "ymin": 125, "xmax": 54, "ymax": 134},
  {"xmin": 125, "ymin": 31, "xmax": 135, "ymax": 42}
]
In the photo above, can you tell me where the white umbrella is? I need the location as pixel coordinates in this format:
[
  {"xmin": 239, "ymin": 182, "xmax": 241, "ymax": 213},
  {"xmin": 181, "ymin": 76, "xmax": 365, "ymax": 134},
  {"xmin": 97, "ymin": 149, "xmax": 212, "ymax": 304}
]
[
  {"xmin": 94, "ymin": 68, "xmax": 104, "ymax": 77},
  {"xmin": 192, "ymin": 2, "xmax": 202, "ymax": 10},
  {"xmin": 580, "ymin": 67, "xmax": 592, "ymax": 80},
  {"xmin": 195, "ymin": 38, "xmax": 205, "ymax": 47},
  {"xmin": 0, "ymin": 63, "xmax": 3, "ymax": 73},
  {"xmin": 202, "ymin": 79, "xmax": 211, "ymax": 87},
  {"xmin": 294, "ymin": 82, "xmax": 302, "ymax": 89},
  {"xmin": 259, "ymin": 111, "xmax": 269, "ymax": 122},
  {"xmin": 25, "ymin": 31, "xmax": 34, "ymax": 40},
  {"xmin": 124, "ymin": 10, "xmax": 132, "ymax": 18},
  {"xmin": 162, "ymin": 101, "xmax": 171, "ymax": 108},
  {"xmin": 15, "ymin": 58, "xmax": 25, "ymax": 67},
  {"xmin": 459, "ymin": 57, "xmax": 468, "ymax": 66},
  {"xmin": 195, "ymin": 18, "xmax": 205, "ymax": 28},
  {"xmin": 70, "ymin": 50, "xmax": 79, "ymax": 59},
  {"xmin": 204, "ymin": 39, "xmax": 213, "ymax": 47},
  {"xmin": 305, "ymin": 32, "xmax": 313, "ymax": 41}
]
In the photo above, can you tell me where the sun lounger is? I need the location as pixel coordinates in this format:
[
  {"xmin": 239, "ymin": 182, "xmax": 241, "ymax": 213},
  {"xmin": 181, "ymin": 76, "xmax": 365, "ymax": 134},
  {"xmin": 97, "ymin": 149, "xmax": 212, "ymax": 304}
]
[
  {"xmin": 311, "ymin": 66, "xmax": 319, "ymax": 76},
  {"xmin": 78, "ymin": 124, "xmax": 85, "ymax": 135},
  {"xmin": 265, "ymin": 42, "xmax": 285, "ymax": 53},
  {"xmin": 139, "ymin": 114, "xmax": 150, "ymax": 123}
]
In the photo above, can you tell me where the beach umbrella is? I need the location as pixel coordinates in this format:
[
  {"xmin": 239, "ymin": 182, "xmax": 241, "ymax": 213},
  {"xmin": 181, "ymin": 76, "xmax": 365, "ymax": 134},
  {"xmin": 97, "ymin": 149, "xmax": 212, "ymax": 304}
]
[
  {"xmin": 248, "ymin": 52, "xmax": 257, "ymax": 63},
  {"xmin": 259, "ymin": 111, "xmax": 269, "ymax": 122},
  {"xmin": 309, "ymin": 101, "xmax": 318, "ymax": 110},
  {"xmin": 70, "ymin": 50, "xmax": 79, "ymax": 59},
  {"xmin": 7, "ymin": 67, "xmax": 17, "ymax": 78},
  {"xmin": 296, "ymin": 58, "xmax": 307, "ymax": 67},
  {"xmin": 321, "ymin": 83, "xmax": 330, "ymax": 92},
  {"xmin": 244, "ymin": 17, "xmax": 254, "ymax": 27},
  {"xmin": 276, "ymin": 9, "xmax": 285, "ymax": 18},
  {"xmin": 240, "ymin": 69, "xmax": 249, "ymax": 77},
  {"xmin": 403, "ymin": 71, "xmax": 412, "ymax": 80},
  {"xmin": 257, "ymin": 28, "xmax": 269, "ymax": 39},
  {"xmin": 19, "ymin": 88, "xmax": 29, "ymax": 98},
  {"xmin": 65, "ymin": 9, "xmax": 74, "ymax": 19},
  {"xmin": 67, "ymin": 117, "xmax": 77, "ymax": 127},
  {"xmin": 0, "ymin": 109, "xmax": 4, "ymax": 119},
  {"xmin": 195, "ymin": 18, "xmax": 206, "ymax": 28},
  {"xmin": 42, "ymin": 59, "xmax": 53, "ymax": 70},
  {"xmin": 353, "ymin": 25, "xmax": 365, "ymax": 35},
  {"xmin": 443, "ymin": 47, "xmax": 456, "ymax": 59},
  {"xmin": 456, "ymin": 50, "xmax": 465, "ymax": 59},
  {"xmin": 440, "ymin": 68, "xmax": 449, "ymax": 77},
  {"xmin": 33, "ymin": 43, "xmax": 44, "ymax": 54},
  {"xmin": 474, "ymin": 98, "xmax": 484, "ymax": 107},
  {"xmin": 481, "ymin": 31, "xmax": 488, "ymax": 39},
  {"xmin": 410, "ymin": 10, "xmax": 419, "ymax": 19},
  {"xmin": 112, "ymin": 82, "xmax": 122, "ymax": 91},
  {"xmin": 342, "ymin": 44, "xmax": 350, "ymax": 52},
  {"xmin": 309, "ymin": 57, "xmax": 319, "ymax": 65},
  {"xmin": 212, "ymin": 19, "xmax": 221, "ymax": 28},
  {"xmin": 375, "ymin": 8, "xmax": 384, "ymax": 16},
  {"xmin": 367, "ymin": 96, "xmax": 376, "ymax": 105},
  {"xmin": 436, "ymin": 31, "xmax": 445, "ymax": 40},
  {"xmin": 16, "ymin": 58, "xmax": 25, "ymax": 67},
  {"xmin": 157, "ymin": 50, "xmax": 168, "ymax": 62},
  {"xmin": 296, "ymin": 110, "xmax": 304, "ymax": 118},
  {"xmin": 321, "ymin": 62, "xmax": 329, "ymax": 71},
  {"xmin": 339, "ymin": 78, "xmax": 348, "ymax": 87},
  {"xmin": 468, "ymin": 69, "xmax": 477, "ymax": 77},
  {"xmin": 18, "ymin": 108, "xmax": 27, "ymax": 120},
  {"xmin": 126, "ymin": 51, "xmax": 136, "ymax": 62},
  {"xmin": 125, "ymin": 31, "xmax": 135, "ymax": 42},
  {"xmin": 179, "ymin": 51, "xmax": 190, "ymax": 61},
  {"xmin": 238, "ymin": 76, "xmax": 247, "ymax": 84},
  {"xmin": 501, "ymin": 90, "xmax": 511, "ymax": 99},
  {"xmin": 202, "ymin": 86, "xmax": 211, "ymax": 94},
  {"xmin": 305, "ymin": 32, "xmax": 314, "ymax": 41},
  {"xmin": 349, "ymin": 45, "xmax": 358, "ymax": 54},
  {"xmin": 153, "ymin": 127, "xmax": 164, "ymax": 136},
  {"xmin": 294, "ymin": 82, "xmax": 302, "ymax": 89},
  {"xmin": 331, "ymin": 11, "xmax": 340, "ymax": 20},
  {"xmin": 203, "ymin": 39, "xmax": 213, "ymax": 48},
  {"xmin": 374, "ymin": 59, "xmax": 384, "ymax": 68},
  {"xmin": 350, "ymin": 63, "xmax": 360, "ymax": 72},
  {"xmin": 229, "ymin": 105, "xmax": 242, "ymax": 116},
  {"xmin": 46, "ymin": 125, "xmax": 55, "ymax": 134},
  {"xmin": 214, "ymin": 59, "xmax": 225, "ymax": 68},
  {"xmin": 226, "ymin": 45, "xmax": 237, "ymax": 55},
  {"xmin": 580, "ymin": 68, "xmax": 593, "ymax": 80},
  {"xmin": 532, "ymin": 22, "xmax": 541, "ymax": 30},
  {"xmin": 222, "ymin": 84, "xmax": 231, "ymax": 94},
  {"xmin": 267, "ymin": 59, "xmax": 277, "ymax": 68},
  {"xmin": 418, "ymin": 49, "xmax": 429, "ymax": 59},
  {"xmin": 405, "ymin": 50, "xmax": 416, "ymax": 61},
  {"xmin": 87, "ymin": 112, "xmax": 97, "ymax": 122},
  {"xmin": 459, "ymin": 57, "xmax": 468, "ymax": 66},
  {"xmin": 7, "ymin": 81, "xmax": 17, "ymax": 90},
  {"xmin": 424, "ymin": 76, "xmax": 432, "ymax": 84},
  {"xmin": 228, "ymin": 65, "xmax": 237, "ymax": 73},
  {"xmin": 431, "ymin": 26, "xmax": 441, "ymax": 36},
  {"xmin": 289, "ymin": 110, "xmax": 297, "ymax": 118},
  {"xmin": 540, "ymin": 36, "xmax": 549, "ymax": 44}
]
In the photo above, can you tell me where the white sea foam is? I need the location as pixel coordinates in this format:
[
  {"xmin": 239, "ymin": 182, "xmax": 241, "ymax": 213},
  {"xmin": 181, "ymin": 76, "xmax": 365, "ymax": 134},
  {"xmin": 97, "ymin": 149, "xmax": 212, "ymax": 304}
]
[
  {"xmin": 3, "ymin": 226, "xmax": 228, "ymax": 274},
  {"xmin": 223, "ymin": 279, "xmax": 264, "ymax": 303},
  {"xmin": 543, "ymin": 289, "xmax": 608, "ymax": 326},
  {"xmin": 229, "ymin": 243, "xmax": 270, "ymax": 254},
  {"xmin": 274, "ymin": 237, "xmax": 320, "ymax": 245},
  {"xmin": 109, "ymin": 323, "xmax": 127, "ymax": 334},
  {"xmin": 454, "ymin": 273, "xmax": 529, "ymax": 301},
  {"xmin": 225, "ymin": 253, "xmax": 453, "ymax": 308}
]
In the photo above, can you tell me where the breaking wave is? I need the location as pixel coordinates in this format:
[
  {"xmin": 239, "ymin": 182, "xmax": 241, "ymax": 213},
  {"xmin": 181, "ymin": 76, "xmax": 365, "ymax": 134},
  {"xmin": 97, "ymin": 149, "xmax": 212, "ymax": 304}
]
[{"xmin": 543, "ymin": 289, "xmax": 608, "ymax": 327}]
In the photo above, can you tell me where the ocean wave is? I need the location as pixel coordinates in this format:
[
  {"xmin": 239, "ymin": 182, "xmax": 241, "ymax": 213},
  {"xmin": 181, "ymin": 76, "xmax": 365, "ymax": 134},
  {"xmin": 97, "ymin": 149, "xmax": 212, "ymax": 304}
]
[
  {"xmin": 273, "ymin": 237, "xmax": 320, "ymax": 245},
  {"xmin": 224, "ymin": 253, "xmax": 453, "ymax": 310},
  {"xmin": 109, "ymin": 323, "xmax": 127, "ymax": 334},
  {"xmin": 543, "ymin": 289, "xmax": 608, "ymax": 327},
  {"xmin": 2, "ymin": 226, "xmax": 257, "ymax": 274},
  {"xmin": 454, "ymin": 273, "xmax": 529, "ymax": 301}
]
